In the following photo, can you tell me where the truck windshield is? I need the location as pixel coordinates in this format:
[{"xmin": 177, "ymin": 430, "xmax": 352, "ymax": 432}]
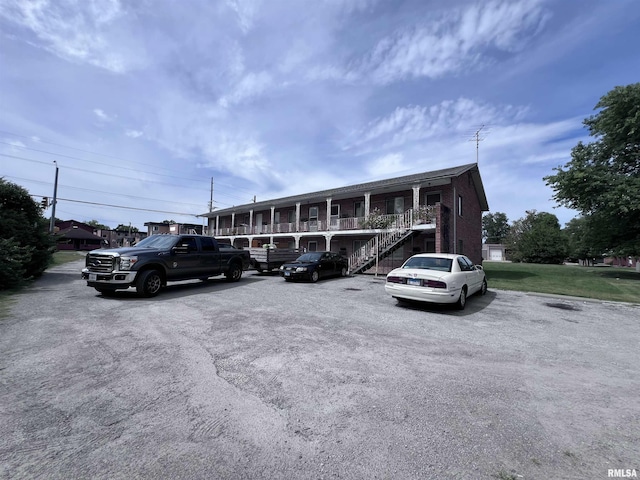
[{"xmin": 134, "ymin": 235, "xmax": 179, "ymax": 249}]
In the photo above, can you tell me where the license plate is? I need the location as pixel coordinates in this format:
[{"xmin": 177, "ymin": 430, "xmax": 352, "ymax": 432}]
[
  {"xmin": 89, "ymin": 274, "xmax": 97, "ymax": 281},
  {"xmin": 407, "ymin": 278, "xmax": 421, "ymax": 286},
  {"xmin": 284, "ymin": 271, "xmax": 291, "ymax": 277}
]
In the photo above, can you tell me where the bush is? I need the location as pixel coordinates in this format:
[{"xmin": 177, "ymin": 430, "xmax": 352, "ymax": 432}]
[{"xmin": 0, "ymin": 179, "xmax": 55, "ymax": 289}]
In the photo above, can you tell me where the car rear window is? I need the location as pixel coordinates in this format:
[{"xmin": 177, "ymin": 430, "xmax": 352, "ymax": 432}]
[{"xmin": 402, "ymin": 257, "xmax": 452, "ymax": 272}]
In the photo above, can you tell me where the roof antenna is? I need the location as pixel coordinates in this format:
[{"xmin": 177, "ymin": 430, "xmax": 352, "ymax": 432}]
[{"xmin": 469, "ymin": 125, "xmax": 488, "ymax": 164}]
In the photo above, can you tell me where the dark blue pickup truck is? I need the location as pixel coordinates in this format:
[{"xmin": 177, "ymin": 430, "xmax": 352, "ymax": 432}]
[{"xmin": 81, "ymin": 234, "xmax": 251, "ymax": 297}]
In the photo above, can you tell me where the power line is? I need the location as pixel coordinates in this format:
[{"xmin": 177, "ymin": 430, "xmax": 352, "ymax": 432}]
[
  {"xmin": 0, "ymin": 129, "xmax": 258, "ymax": 195},
  {"xmin": 7, "ymin": 174, "xmax": 211, "ymax": 208},
  {"xmin": 1, "ymin": 152, "xmax": 246, "ymax": 204},
  {"xmin": 47, "ymin": 197, "xmax": 203, "ymax": 217}
]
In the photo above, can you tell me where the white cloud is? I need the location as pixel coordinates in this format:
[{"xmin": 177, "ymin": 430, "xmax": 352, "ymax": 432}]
[
  {"xmin": 344, "ymin": 98, "xmax": 528, "ymax": 155},
  {"xmin": 225, "ymin": 0, "xmax": 263, "ymax": 34},
  {"xmin": 218, "ymin": 71, "xmax": 273, "ymax": 107},
  {"xmin": 125, "ymin": 129, "xmax": 143, "ymax": 138},
  {"xmin": 356, "ymin": 0, "xmax": 550, "ymax": 84},
  {"xmin": 367, "ymin": 153, "xmax": 406, "ymax": 177},
  {"xmin": 93, "ymin": 108, "xmax": 114, "ymax": 121},
  {"xmin": 0, "ymin": 0, "xmax": 132, "ymax": 73}
]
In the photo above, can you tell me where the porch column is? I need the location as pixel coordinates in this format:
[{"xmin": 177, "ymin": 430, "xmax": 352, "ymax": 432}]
[
  {"xmin": 324, "ymin": 233, "xmax": 334, "ymax": 251},
  {"xmin": 295, "ymin": 202, "xmax": 301, "ymax": 232},
  {"xmin": 249, "ymin": 209, "xmax": 254, "ymax": 235},
  {"xmin": 231, "ymin": 213, "xmax": 235, "ymax": 232},
  {"xmin": 326, "ymin": 197, "xmax": 332, "ymax": 230},
  {"xmin": 412, "ymin": 185, "xmax": 421, "ymax": 210},
  {"xmin": 293, "ymin": 235, "xmax": 301, "ymax": 249},
  {"xmin": 215, "ymin": 216, "xmax": 220, "ymax": 236},
  {"xmin": 270, "ymin": 206, "xmax": 275, "ymax": 234},
  {"xmin": 364, "ymin": 192, "xmax": 371, "ymax": 219}
]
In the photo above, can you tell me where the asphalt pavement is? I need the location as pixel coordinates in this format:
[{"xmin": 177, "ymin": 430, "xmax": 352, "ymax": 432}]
[{"xmin": 1, "ymin": 259, "xmax": 638, "ymax": 479}]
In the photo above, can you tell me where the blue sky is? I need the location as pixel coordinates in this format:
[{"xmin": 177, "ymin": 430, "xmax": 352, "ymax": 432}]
[{"xmin": 1, "ymin": 0, "xmax": 639, "ymax": 230}]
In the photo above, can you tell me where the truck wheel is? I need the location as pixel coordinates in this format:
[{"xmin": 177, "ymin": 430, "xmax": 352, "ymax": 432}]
[
  {"xmin": 136, "ymin": 270, "xmax": 162, "ymax": 297},
  {"xmin": 226, "ymin": 263, "xmax": 243, "ymax": 282}
]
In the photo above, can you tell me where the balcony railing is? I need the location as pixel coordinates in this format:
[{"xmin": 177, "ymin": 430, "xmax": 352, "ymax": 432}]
[{"xmin": 215, "ymin": 206, "xmax": 435, "ymax": 236}]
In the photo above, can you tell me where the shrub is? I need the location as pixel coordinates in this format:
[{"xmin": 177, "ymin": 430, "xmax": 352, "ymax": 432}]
[{"xmin": 0, "ymin": 179, "xmax": 55, "ymax": 289}]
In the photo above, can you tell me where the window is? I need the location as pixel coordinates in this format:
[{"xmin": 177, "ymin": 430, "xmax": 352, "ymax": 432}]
[
  {"xmin": 457, "ymin": 257, "xmax": 472, "ymax": 271},
  {"xmin": 274, "ymin": 211, "xmax": 280, "ymax": 224},
  {"xmin": 354, "ymin": 201, "xmax": 364, "ymax": 217},
  {"xmin": 331, "ymin": 204, "xmax": 340, "ymax": 217},
  {"xmin": 458, "ymin": 239, "xmax": 464, "ymax": 254},
  {"xmin": 307, "ymin": 241, "xmax": 317, "ymax": 252},
  {"xmin": 425, "ymin": 193, "xmax": 441, "ymax": 206},
  {"xmin": 200, "ymin": 237, "xmax": 216, "ymax": 252},
  {"xmin": 288, "ymin": 210, "xmax": 295, "ymax": 223},
  {"xmin": 309, "ymin": 206, "xmax": 319, "ymax": 220},
  {"xmin": 386, "ymin": 197, "xmax": 404, "ymax": 214},
  {"xmin": 152, "ymin": 226, "xmax": 159, "ymax": 232},
  {"xmin": 178, "ymin": 237, "xmax": 197, "ymax": 252},
  {"xmin": 458, "ymin": 195, "xmax": 463, "ymax": 216}
]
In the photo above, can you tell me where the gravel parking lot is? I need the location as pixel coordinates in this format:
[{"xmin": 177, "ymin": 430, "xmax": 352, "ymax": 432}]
[{"xmin": 1, "ymin": 259, "xmax": 638, "ymax": 479}]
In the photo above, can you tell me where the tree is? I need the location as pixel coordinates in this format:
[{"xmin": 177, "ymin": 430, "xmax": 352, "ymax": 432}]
[
  {"xmin": 482, "ymin": 212, "xmax": 510, "ymax": 244},
  {"xmin": 87, "ymin": 220, "xmax": 110, "ymax": 230},
  {"xmin": 544, "ymin": 82, "xmax": 640, "ymax": 255},
  {"xmin": 0, "ymin": 179, "xmax": 55, "ymax": 289},
  {"xmin": 507, "ymin": 210, "xmax": 567, "ymax": 264},
  {"xmin": 115, "ymin": 224, "xmax": 139, "ymax": 233}
]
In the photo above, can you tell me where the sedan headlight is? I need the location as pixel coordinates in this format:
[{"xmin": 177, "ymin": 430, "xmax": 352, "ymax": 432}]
[
  {"xmin": 295, "ymin": 266, "xmax": 307, "ymax": 272},
  {"xmin": 118, "ymin": 256, "xmax": 138, "ymax": 270}
]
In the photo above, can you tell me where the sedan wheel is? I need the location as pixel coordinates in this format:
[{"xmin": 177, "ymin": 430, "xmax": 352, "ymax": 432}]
[
  {"xmin": 340, "ymin": 266, "xmax": 347, "ymax": 277},
  {"xmin": 456, "ymin": 287, "xmax": 467, "ymax": 310},
  {"xmin": 480, "ymin": 279, "xmax": 488, "ymax": 295},
  {"xmin": 310, "ymin": 270, "xmax": 320, "ymax": 283}
]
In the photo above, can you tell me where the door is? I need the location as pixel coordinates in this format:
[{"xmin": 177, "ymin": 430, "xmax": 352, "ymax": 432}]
[
  {"xmin": 169, "ymin": 236, "xmax": 202, "ymax": 280},
  {"xmin": 458, "ymin": 256, "xmax": 482, "ymax": 293},
  {"xmin": 255, "ymin": 213, "xmax": 263, "ymax": 234},
  {"xmin": 319, "ymin": 252, "xmax": 336, "ymax": 278},
  {"xmin": 199, "ymin": 236, "xmax": 222, "ymax": 276},
  {"xmin": 309, "ymin": 206, "xmax": 318, "ymax": 231},
  {"xmin": 330, "ymin": 204, "xmax": 340, "ymax": 229}
]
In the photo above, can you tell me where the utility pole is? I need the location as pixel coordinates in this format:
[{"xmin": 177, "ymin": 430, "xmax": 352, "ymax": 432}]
[
  {"xmin": 49, "ymin": 161, "xmax": 59, "ymax": 233},
  {"xmin": 209, "ymin": 177, "xmax": 214, "ymax": 212}
]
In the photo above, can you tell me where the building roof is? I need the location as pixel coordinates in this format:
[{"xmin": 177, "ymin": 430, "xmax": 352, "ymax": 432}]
[
  {"xmin": 56, "ymin": 226, "xmax": 104, "ymax": 241},
  {"xmin": 205, "ymin": 162, "xmax": 488, "ymax": 217}
]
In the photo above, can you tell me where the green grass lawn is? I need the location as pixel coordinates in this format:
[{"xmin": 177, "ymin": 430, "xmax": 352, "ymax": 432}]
[
  {"xmin": 483, "ymin": 261, "xmax": 640, "ymax": 303},
  {"xmin": 49, "ymin": 250, "xmax": 86, "ymax": 267}
]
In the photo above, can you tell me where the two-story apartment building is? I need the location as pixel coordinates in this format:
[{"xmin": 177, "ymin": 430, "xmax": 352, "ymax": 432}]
[
  {"xmin": 204, "ymin": 163, "xmax": 488, "ymax": 273},
  {"xmin": 144, "ymin": 222, "xmax": 206, "ymax": 236}
]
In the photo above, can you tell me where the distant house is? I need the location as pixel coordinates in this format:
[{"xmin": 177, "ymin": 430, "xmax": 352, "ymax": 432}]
[
  {"xmin": 144, "ymin": 222, "xmax": 205, "ymax": 236},
  {"xmin": 54, "ymin": 220, "xmax": 105, "ymax": 251},
  {"xmin": 95, "ymin": 228, "xmax": 147, "ymax": 248},
  {"xmin": 482, "ymin": 243, "xmax": 507, "ymax": 262},
  {"xmin": 203, "ymin": 163, "xmax": 489, "ymax": 272}
]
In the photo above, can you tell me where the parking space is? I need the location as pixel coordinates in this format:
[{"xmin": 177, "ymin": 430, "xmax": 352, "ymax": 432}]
[{"xmin": 1, "ymin": 260, "xmax": 638, "ymax": 479}]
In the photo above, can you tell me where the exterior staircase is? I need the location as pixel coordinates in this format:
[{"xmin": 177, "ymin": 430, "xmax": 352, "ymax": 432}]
[{"xmin": 348, "ymin": 209, "xmax": 419, "ymax": 275}]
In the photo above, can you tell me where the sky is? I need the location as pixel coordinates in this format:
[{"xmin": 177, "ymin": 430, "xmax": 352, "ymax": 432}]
[{"xmin": 1, "ymin": 0, "xmax": 639, "ymax": 231}]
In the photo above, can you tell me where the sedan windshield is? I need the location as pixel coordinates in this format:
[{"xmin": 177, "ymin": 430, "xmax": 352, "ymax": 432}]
[
  {"xmin": 402, "ymin": 257, "xmax": 452, "ymax": 272},
  {"xmin": 295, "ymin": 252, "xmax": 323, "ymax": 262},
  {"xmin": 134, "ymin": 235, "xmax": 179, "ymax": 249}
]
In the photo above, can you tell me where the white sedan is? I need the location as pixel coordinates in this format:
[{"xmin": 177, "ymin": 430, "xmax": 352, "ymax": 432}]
[{"xmin": 385, "ymin": 253, "xmax": 487, "ymax": 310}]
